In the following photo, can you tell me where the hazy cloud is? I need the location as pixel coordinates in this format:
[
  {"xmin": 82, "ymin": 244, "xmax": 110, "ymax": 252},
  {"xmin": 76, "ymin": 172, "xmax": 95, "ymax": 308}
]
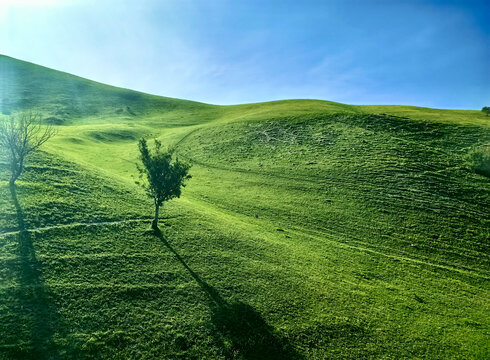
[{"xmin": 1, "ymin": 0, "xmax": 488, "ymax": 108}]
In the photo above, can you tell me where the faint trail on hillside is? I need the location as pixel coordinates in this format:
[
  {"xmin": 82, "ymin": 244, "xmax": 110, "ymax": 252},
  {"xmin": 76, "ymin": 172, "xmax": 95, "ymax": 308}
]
[
  {"xmin": 291, "ymin": 226, "xmax": 490, "ymax": 280},
  {"xmin": 172, "ymin": 127, "xmax": 489, "ymax": 281},
  {"xmin": 174, "ymin": 127, "xmax": 202, "ymax": 148},
  {"xmin": 173, "ymin": 126, "xmax": 329, "ymax": 185},
  {"xmin": 0, "ymin": 218, "xmax": 150, "ymax": 238},
  {"xmin": 183, "ymin": 196, "xmax": 490, "ymax": 281}
]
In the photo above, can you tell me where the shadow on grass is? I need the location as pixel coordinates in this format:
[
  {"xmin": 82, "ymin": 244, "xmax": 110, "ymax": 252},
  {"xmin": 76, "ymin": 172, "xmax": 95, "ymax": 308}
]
[
  {"xmin": 154, "ymin": 229, "xmax": 301, "ymax": 359},
  {"xmin": 4, "ymin": 184, "xmax": 60, "ymax": 359}
]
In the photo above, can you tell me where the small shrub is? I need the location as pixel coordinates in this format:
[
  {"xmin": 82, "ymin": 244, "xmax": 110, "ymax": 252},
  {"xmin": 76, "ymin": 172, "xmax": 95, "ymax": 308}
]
[{"xmin": 467, "ymin": 145, "xmax": 490, "ymax": 177}]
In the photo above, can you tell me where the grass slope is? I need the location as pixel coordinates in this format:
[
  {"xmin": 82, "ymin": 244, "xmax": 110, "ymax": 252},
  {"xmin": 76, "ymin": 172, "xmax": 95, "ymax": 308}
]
[{"xmin": 0, "ymin": 55, "xmax": 489, "ymax": 359}]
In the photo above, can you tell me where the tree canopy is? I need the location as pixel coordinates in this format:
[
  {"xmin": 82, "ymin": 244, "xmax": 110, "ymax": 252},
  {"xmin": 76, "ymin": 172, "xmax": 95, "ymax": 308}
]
[{"xmin": 137, "ymin": 138, "xmax": 191, "ymax": 229}]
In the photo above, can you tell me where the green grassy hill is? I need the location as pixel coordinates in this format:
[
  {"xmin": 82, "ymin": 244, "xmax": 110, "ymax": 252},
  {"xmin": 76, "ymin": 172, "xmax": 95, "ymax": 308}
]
[{"xmin": 0, "ymin": 55, "xmax": 489, "ymax": 359}]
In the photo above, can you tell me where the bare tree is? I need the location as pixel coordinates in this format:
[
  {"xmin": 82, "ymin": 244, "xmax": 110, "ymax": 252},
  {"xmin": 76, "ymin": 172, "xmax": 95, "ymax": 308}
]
[{"xmin": 0, "ymin": 112, "xmax": 57, "ymax": 186}]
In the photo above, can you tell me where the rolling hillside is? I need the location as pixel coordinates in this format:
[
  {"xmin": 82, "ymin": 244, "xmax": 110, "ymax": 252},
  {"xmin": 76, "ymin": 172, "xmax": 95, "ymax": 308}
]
[{"xmin": 0, "ymin": 55, "xmax": 489, "ymax": 359}]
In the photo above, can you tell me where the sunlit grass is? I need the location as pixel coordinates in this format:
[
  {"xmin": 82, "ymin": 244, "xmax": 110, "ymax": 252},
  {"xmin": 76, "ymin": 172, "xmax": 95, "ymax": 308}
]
[{"xmin": 0, "ymin": 54, "xmax": 489, "ymax": 359}]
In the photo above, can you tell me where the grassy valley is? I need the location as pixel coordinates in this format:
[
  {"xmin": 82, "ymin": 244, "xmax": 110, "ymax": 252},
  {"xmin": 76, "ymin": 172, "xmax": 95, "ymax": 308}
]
[{"xmin": 0, "ymin": 55, "xmax": 489, "ymax": 359}]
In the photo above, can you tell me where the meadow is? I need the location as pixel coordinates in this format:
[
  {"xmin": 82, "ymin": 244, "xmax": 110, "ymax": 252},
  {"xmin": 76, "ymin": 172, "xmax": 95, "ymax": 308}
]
[{"xmin": 0, "ymin": 55, "xmax": 489, "ymax": 359}]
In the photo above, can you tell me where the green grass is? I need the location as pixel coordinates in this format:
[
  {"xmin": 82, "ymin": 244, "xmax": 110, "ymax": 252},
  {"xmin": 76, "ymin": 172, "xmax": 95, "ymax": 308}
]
[{"xmin": 0, "ymin": 55, "xmax": 489, "ymax": 359}]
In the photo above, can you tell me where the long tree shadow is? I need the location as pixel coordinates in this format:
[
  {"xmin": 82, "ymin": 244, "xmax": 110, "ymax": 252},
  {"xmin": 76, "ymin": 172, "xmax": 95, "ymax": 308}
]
[
  {"xmin": 154, "ymin": 229, "xmax": 302, "ymax": 360},
  {"xmin": 5, "ymin": 184, "xmax": 60, "ymax": 359}
]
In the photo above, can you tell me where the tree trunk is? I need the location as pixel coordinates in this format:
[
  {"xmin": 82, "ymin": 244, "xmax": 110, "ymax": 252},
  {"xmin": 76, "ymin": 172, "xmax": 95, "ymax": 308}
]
[
  {"xmin": 9, "ymin": 161, "xmax": 22, "ymax": 186},
  {"xmin": 152, "ymin": 202, "xmax": 160, "ymax": 229},
  {"xmin": 10, "ymin": 171, "xmax": 20, "ymax": 186}
]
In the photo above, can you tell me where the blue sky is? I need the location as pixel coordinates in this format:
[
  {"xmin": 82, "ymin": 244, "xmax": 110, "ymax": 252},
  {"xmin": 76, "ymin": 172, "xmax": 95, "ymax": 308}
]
[{"xmin": 1, "ymin": 0, "xmax": 489, "ymax": 109}]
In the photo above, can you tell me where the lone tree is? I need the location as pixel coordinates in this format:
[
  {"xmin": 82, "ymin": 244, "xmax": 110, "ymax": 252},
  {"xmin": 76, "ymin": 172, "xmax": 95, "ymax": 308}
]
[
  {"xmin": 137, "ymin": 138, "xmax": 191, "ymax": 229},
  {"xmin": 0, "ymin": 112, "xmax": 56, "ymax": 186},
  {"xmin": 482, "ymin": 106, "xmax": 490, "ymax": 116}
]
